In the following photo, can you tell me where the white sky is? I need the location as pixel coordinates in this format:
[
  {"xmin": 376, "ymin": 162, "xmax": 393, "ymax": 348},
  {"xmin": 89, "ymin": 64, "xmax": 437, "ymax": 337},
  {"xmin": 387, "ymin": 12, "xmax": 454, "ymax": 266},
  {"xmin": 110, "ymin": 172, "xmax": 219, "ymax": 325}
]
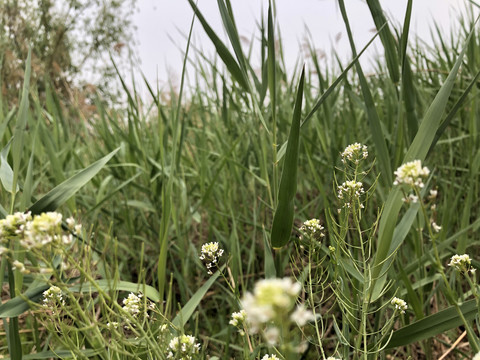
[{"xmin": 132, "ymin": 0, "xmax": 469, "ymax": 90}]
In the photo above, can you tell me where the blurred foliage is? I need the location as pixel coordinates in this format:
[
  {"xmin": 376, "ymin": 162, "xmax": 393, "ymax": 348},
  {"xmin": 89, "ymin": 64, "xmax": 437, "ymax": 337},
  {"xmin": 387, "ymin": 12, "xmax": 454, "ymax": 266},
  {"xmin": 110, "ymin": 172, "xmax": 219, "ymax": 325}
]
[{"xmin": 0, "ymin": 0, "xmax": 137, "ymax": 107}]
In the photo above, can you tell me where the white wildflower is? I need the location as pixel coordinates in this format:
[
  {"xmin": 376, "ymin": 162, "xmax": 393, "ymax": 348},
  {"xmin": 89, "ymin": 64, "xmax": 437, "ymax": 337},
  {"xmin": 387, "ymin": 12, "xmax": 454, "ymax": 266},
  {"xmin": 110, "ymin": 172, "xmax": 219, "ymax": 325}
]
[
  {"xmin": 473, "ymin": 351, "xmax": 480, "ymax": 360},
  {"xmin": 12, "ymin": 260, "xmax": 28, "ymax": 274},
  {"xmin": 290, "ymin": 305, "xmax": 315, "ymax": 326},
  {"xmin": 229, "ymin": 309, "xmax": 247, "ymax": 327},
  {"xmin": 122, "ymin": 292, "xmax": 143, "ymax": 317},
  {"xmin": 391, "ymin": 297, "xmax": 408, "ymax": 314},
  {"xmin": 431, "ymin": 221, "xmax": 442, "ymax": 233},
  {"xmin": 166, "ymin": 334, "xmax": 201, "ymax": 359},
  {"xmin": 337, "ymin": 180, "xmax": 364, "ymax": 208},
  {"xmin": 43, "ymin": 286, "xmax": 65, "ymax": 307},
  {"xmin": 241, "ymin": 277, "xmax": 301, "ymax": 333},
  {"xmin": 448, "ymin": 254, "xmax": 473, "ymax": 273},
  {"xmin": 264, "ymin": 326, "xmax": 280, "ymax": 345},
  {"xmin": 341, "ymin": 143, "xmax": 368, "ymax": 164},
  {"xmin": 393, "ymin": 160, "xmax": 430, "ymax": 188},
  {"xmin": 261, "ymin": 355, "xmax": 280, "ymax": 360},
  {"xmin": 199, "ymin": 242, "xmax": 224, "ymax": 275},
  {"xmin": 300, "ymin": 219, "xmax": 325, "ymax": 240}
]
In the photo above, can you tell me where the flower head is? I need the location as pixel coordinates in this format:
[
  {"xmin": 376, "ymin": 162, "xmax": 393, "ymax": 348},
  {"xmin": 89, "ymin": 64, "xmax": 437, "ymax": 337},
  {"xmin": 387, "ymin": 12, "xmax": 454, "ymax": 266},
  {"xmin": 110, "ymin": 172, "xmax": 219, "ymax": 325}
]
[
  {"xmin": 448, "ymin": 254, "xmax": 473, "ymax": 273},
  {"xmin": 261, "ymin": 355, "xmax": 280, "ymax": 360},
  {"xmin": 300, "ymin": 219, "xmax": 325, "ymax": 241},
  {"xmin": 21, "ymin": 212, "xmax": 63, "ymax": 249},
  {"xmin": 341, "ymin": 143, "xmax": 368, "ymax": 164},
  {"xmin": 391, "ymin": 297, "xmax": 408, "ymax": 314},
  {"xmin": 0, "ymin": 212, "xmax": 32, "ymax": 240},
  {"xmin": 337, "ymin": 180, "xmax": 365, "ymax": 208},
  {"xmin": 290, "ymin": 305, "xmax": 315, "ymax": 326},
  {"xmin": 393, "ymin": 160, "xmax": 430, "ymax": 188},
  {"xmin": 122, "ymin": 292, "xmax": 143, "ymax": 317},
  {"xmin": 229, "ymin": 309, "xmax": 247, "ymax": 327},
  {"xmin": 199, "ymin": 242, "xmax": 224, "ymax": 275},
  {"xmin": 241, "ymin": 277, "xmax": 301, "ymax": 333},
  {"xmin": 166, "ymin": 334, "xmax": 201, "ymax": 360},
  {"xmin": 43, "ymin": 286, "xmax": 65, "ymax": 307}
]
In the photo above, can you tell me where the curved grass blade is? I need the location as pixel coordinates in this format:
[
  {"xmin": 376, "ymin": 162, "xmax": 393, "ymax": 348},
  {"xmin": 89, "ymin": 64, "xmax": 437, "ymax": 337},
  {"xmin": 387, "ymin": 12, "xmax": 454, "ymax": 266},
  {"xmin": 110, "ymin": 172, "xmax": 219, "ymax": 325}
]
[
  {"xmin": 386, "ymin": 299, "xmax": 477, "ymax": 348},
  {"xmin": 187, "ymin": 0, "xmax": 248, "ymax": 91},
  {"xmin": 172, "ymin": 268, "xmax": 221, "ymax": 329},
  {"xmin": 270, "ymin": 68, "xmax": 304, "ymax": 248},
  {"xmin": 29, "ymin": 147, "xmax": 120, "ymax": 214}
]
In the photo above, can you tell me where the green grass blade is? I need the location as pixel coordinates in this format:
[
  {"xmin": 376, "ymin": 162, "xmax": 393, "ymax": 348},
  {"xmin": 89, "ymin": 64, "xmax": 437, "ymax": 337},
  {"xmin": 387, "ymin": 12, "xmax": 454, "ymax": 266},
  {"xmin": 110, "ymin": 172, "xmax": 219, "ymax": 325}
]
[
  {"xmin": 366, "ymin": 0, "xmax": 400, "ymax": 83},
  {"xmin": 271, "ymin": 68, "xmax": 304, "ymax": 248},
  {"xmin": 29, "ymin": 147, "xmax": 120, "ymax": 214},
  {"xmin": 11, "ymin": 50, "xmax": 31, "ymax": 211},
  {"xmin": 339, "ymin": 0, "xmax": 392, "ymax": 185},
  {"xmin": 0, "ymin": 140, "xmax": 19, "ymax": 194},
  {"xmin": 371, "ymin": 15, "xmax": 480, "ymax": 299},
  {"xmin": 187, "ymin": 0, "xmax": 249, "ymax": 91},
  {"xmin": 386, "ymin": 299, "xmax": 477, "ymax": 348},
  {"xmin": 171, "ymin": 269, "xmax": 221, "ymax": 329}
]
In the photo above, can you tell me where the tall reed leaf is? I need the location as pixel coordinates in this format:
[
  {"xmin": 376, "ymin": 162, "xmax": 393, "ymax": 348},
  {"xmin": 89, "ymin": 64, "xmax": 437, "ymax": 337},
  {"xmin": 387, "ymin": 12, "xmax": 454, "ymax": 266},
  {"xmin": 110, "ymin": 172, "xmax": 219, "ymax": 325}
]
[
  {"xmin": 29, "ymin": 148, "xmax": 120, "ymax": 214},
  {"xmin": 370, "ymin": 15, "xmax": 480, "ymax": 300},
  {"xmin": 271, "ymin": 68, "xmax": 304, "ymax": 248},
  {"xmin": 339, "ymin": 0, "xmax": 392, "ymax": 185},
  {"xmin": 187, "ymin": 0, "xmax": 248, "ymax": 91}
]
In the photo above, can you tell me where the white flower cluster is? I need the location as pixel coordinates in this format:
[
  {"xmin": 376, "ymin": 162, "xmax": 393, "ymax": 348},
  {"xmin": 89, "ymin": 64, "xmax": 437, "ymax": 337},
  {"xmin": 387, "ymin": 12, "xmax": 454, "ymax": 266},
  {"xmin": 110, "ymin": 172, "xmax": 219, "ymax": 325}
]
[
  {"xmin": 391, "ymin": 297, "xmax": 408, "ymax": 314},
  {"xmin": 0, "ymin": 211, "xmax": 32, "ymax": 239},
  {"xmin": 121, "ymin": 292, "xmax": 155, "ymax": 321},
  {"xmin": 261, "ymin": 355, "xmax": 280, "ymax": 360},
  {"xmin": 473, "ymin": 351, "xmax": 480, "ymax": 360},
  {"xmin": 448, "ymin": 254, "xmax": 475, "ymax": 274},
  {"xmin": 166, "ymin": 334, "xmax": 201, "ymax": 360},
  {"xmin": 122, "ymin": 292, "xmax": 143, "ymax": 317},
  {"xmin": 199, "ymin": 242, "xmax": 224, "ymax": 275},
  {"xmin": 229, "ymin": 309, "xmax": 247, "ymax": 327},
  {"xmin": 326, "ymin": 357, "xmax": 341, "ymax": 360},
  {"xmin": 337, "ymin": 180, "xmax": 365, "ymax": 208},
  {"xmin": 43, "ymin": 286, "xmax": 65, "ymax": 308},
  {"xmin": 393, "ymin": 160, "xmax": 430, "ymax": 188},
  {"xmin": 240, "ymin": 277, "xmax": 314, "ymax": 339},
  {"xmin": 300, "ymin": 219, "xmax": 325, "ymax": 240},
  {"xmin": 341, "ymin": 143, "xmax": 368, "ymax": 164}
]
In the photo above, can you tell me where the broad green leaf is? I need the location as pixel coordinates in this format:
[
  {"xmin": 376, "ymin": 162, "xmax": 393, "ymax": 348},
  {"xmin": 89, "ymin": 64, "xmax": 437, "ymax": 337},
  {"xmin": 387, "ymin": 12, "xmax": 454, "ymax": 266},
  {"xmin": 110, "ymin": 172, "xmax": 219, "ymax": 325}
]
[
  {"xmin": 0, "ymin": 285, "xmax": 49, "ymax": 318},
  {"xmin": 271, "ymin": 68, "xmax": 305, "ymax": 248},
  {"xmin": 29, "ymin": 147, "xmax": 120, "ymax": 214},
  {"xmin": 386, "ymin": 299, "xmax": 477, "ymax": 348}
]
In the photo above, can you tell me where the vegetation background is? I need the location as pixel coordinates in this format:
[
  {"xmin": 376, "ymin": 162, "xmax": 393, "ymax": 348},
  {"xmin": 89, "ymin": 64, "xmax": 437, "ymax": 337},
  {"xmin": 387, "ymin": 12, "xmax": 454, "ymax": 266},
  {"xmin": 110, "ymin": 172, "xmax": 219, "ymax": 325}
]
[{"xmin": 0, "ymin": 0, "xmax": 480, "ymax": 359}]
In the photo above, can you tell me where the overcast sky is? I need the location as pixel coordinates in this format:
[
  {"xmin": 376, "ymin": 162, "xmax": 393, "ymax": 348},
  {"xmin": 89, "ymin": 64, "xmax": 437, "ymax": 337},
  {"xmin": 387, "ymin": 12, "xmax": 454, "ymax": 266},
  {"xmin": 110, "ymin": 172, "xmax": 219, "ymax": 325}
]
[{"xmin": 132, "ymin": 0, "xmax": 468, "ymax": 89}]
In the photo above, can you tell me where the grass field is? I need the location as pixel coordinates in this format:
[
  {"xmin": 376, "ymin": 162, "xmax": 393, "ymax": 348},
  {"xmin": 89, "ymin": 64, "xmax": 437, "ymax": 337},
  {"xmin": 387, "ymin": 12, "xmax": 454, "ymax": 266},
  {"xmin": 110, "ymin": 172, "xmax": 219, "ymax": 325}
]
[{"xmin": 1, "ymin": 1, "xmax": 480, "ymax": 359}]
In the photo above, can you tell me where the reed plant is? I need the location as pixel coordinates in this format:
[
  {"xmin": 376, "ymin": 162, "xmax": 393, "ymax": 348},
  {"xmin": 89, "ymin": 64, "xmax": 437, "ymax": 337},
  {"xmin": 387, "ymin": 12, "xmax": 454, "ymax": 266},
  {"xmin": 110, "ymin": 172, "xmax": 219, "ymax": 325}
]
[{"xmin": 1, "ymin": 0, "xmax": 480, "ymax": 359}]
